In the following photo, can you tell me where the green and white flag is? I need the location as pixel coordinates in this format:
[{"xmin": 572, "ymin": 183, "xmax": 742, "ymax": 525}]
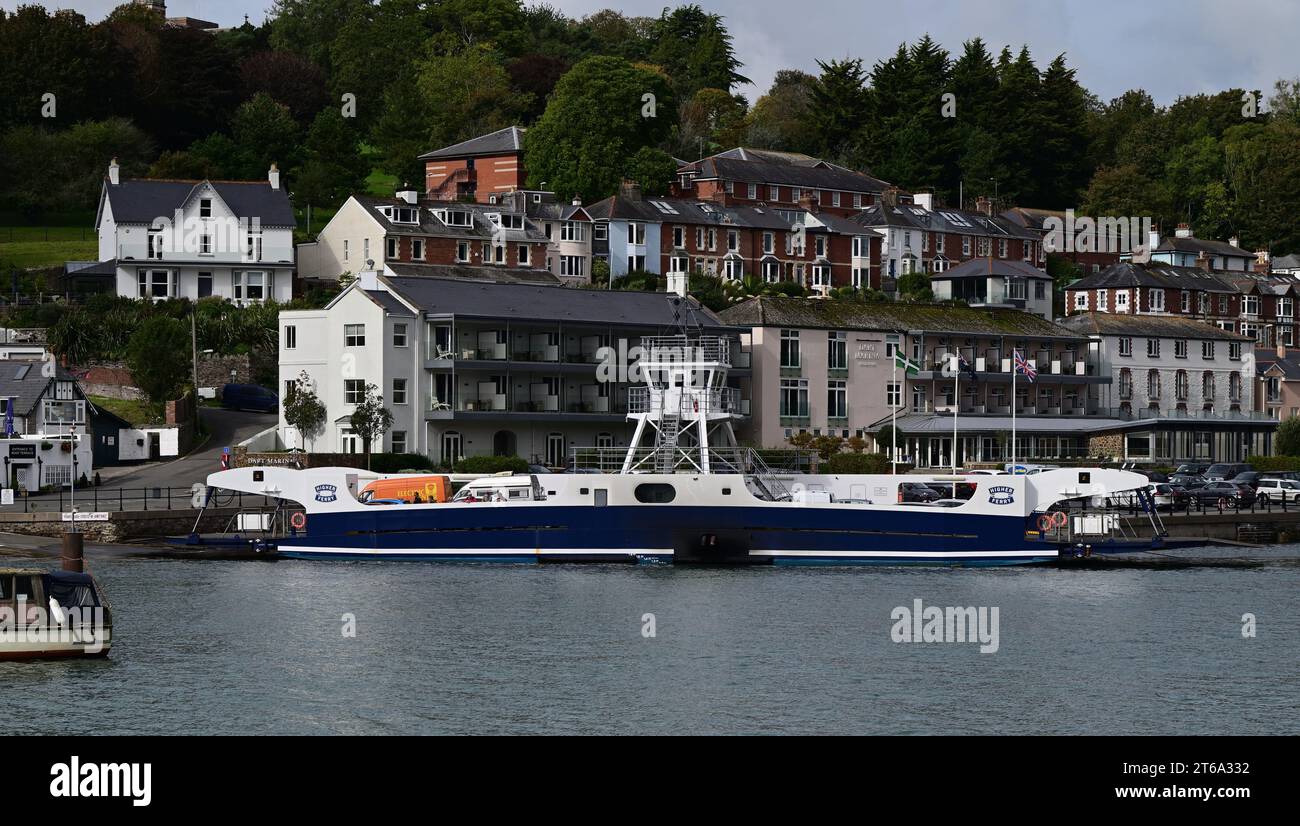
[{"xmin": 894, "ymin": 352, "xmax": 920, "ymax": 375}]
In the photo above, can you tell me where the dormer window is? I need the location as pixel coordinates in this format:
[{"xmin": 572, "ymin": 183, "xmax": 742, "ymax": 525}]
[
  {"xmin": 436, "ymin": 209, "xmax": 472, "ymax": 227},
  {"xmin": 392, "ymin": 206, "xmax": 418, "ymax": 224}
]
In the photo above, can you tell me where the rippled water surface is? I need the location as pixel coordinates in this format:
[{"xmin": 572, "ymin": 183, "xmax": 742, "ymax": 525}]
[{"xmin": 3, "ymin": 546, "xmax": 1297, "ymax": 735}]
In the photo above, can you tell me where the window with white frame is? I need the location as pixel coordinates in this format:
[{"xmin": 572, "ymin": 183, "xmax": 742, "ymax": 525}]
[
  {"xmin": 391, "ymin": 431, "xmax": 407, "ymax": 453},
  {"xmin": 780, "ymin": 378, "xmax": 808, "ymax": 417},
  {"xmin": 1229, "ymin": 342, "xmax": 1242, "ymax": 360},
  {"xmin": 560, "ymin": 256, "xmax": 585, "ymax": 277},
  {"xmin": 1097, "ymin": 289, "xmax": 1108, "ymax": 312},
  {"xmin": 199, "ymin": 198, "xmax": 212, "ymax": 218},
  {"xmin": 285, "ymin": 325, "xmax": 297, "ymax": 349},
  {"xmin": 747, "ymin": 183, "xmax": 757, "ymax": 199},
  {"xmin": 763, "ymin": 232, "xmax": 774, "ymax": 254},
  {"xmin": 886, "ymin": 381, "xmax": 901, "ymax": 408},
  {"xmin": 1280, "ymin": 297, "xmax": 1294, "ymax": 318},
  {"xmin": 138, "ymin": 269, "xmax": 172, "ymax": 298},
  {"xmin": 852, "ymin": 267, "xmax": 867, "ymax": 289},
  {"xmin": 392, "ymin": 378, "xmax": 407, "ymax": 405},
  {"xmin": 393, "ymin": 323, "xmax": 407, "ymax": 347},
  {"xmin": 1201, "ymin": 341, "xmax": 1215, "ymax": 359},
  {"xmin": 1146, "ymin": 338, "xmax": 1160, "ymax": 358},
  {"xmin": 1174, "ymin": 339, "xmax": 1187, "ymax": 358},
  {"xmin": 1118, "ymin": 337, "xmax": 1132, "ymax": 357},
  {"xmin": 517, "ymin": 244, "xmax": 530, "ymax": 266},
  {"xmin": 1074, "ymin": 292, "xmax": 1088, "ymax": 310},
  {"xmin": 1115, "ymin": 291, "xmax": 1129, "ymax": 311},
  {"xmin": 723, "ymin": 257, "xmax": 743, "ymax": 281},
  {"xmin": 962, "ymin": 236, "xmax": 971, "ymax": 256},
  {"xmin": 628, "ymin": 222, "xmax": 645, "ymax": 245},
  {"xmin": 1180, "ymin": 291, "xmax": 1189, "ymax": 312},
  {"xmin": 998, "ymin": 239, "xmax": 1008, "ymax": 258},
  {"xmin": 561, "ymin": 222, "xmax": 584, "ymax": 242},
  {"xmin": 234, "ymin": 271, "xmax": 267, "ymax": 302},
  {"xmin": 386, "ymin": 237, "xmax": 398, "ymax": 259},
  {"xmin": 344, "ymin": 324, "xmax": 365, "ymax": 347},
  {"xmin": 456, "ymin": 241, "xmax": 469, "ymax": 262},
  {"xmin": 1242, "ymin": 295, "xmax": 1259, "ymax": 317},
  {"xmin": 1150, "ymin": 289, "xmax": 1165, "ymax": 312}
]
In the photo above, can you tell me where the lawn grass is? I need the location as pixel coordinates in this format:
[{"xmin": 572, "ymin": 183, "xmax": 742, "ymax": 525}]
[
  {"xmin": 88, "ymin": 394, "xmax": 164, "ymax": 426},
  {"xmin": 0, "ymin": 226, "xmax": 97, "ymax": 269}
]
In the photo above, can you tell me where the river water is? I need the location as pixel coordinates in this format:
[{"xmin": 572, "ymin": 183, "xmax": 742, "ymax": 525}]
[{"xmin": 3, "ymin": 546, "xmax": 1297, "ymax": 735}]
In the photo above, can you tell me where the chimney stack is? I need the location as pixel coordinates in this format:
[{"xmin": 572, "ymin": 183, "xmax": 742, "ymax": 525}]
[
  {"xmin": 1175, "ymin": 222, "xmax": 1192, "ymax": 238},
  {"xmin": 1278, "ymin": 342, "xmax": 1287, "ymax": 359},
  {"xmin": 1195, "ymin": 252, "xmax": 1213, "ymax": 271},
  {"xmin": 974, "ymin": 196, "xmax": 992, "ymax": 216},
  {"xmin": 666, "ymin": 270, "xmax": 687, "ymax": 298},
  {"xmin": 1228, "ymin": 235, "xmax": 1240, "ymax": 249},
  {"xmin": 396, "ymin": 183, "xmax": 418, "ymax": 205},
  {"xmin": 913, "ymin": 193, "xmax": 933, "ymax": 211},
  {"xmin": 619, "ymin": 179, "xmax": 642, "ymax": 202},
  {"xmin": 1254, "ymin": 249, "xmax": 1271, "ymax": 273},
  {"xmin": 268, "ymin": 163, "xmax": 280, "ymax": 190},
  {"xmin": 881, "ymin": 187, "xmax": 900, "ymax": 209},
  {"xmin": 571, "ymin": 196, "xmax": 582, "ymax": 207},
  {"xmin": 798, "ymin": 192, "xmax": 819, "ymax": 214},
  {"xmin": 108, "ymin": 157, "xmax": 120, "ymax": 186}
]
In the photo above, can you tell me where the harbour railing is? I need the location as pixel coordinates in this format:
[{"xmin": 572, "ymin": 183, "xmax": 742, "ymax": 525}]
[{"xmin": 1, "ymin": 485, "xmax": 277, "ymax": 514}]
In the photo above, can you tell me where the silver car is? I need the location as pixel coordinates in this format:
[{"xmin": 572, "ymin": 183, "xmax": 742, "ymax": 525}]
[{"xmin": 1256, "ymin": 478, "xmax": 1300, "ymax": 504}]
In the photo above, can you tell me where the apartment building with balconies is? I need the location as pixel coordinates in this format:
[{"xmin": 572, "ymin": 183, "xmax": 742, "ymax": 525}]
[{"xmin": 278, "ymin": 273, "xmax": 743, "ymax": 467}]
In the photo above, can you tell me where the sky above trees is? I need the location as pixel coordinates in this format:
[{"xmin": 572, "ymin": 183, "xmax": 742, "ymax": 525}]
[{"xmin": 12, "ymin": 0, "xmax": 1299, "ymax": 107}]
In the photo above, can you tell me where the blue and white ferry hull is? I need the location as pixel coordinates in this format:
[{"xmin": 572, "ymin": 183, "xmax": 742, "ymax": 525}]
[{"xmin": 205, "ymin": 467, "xmax": 1153, "ymax": 566}]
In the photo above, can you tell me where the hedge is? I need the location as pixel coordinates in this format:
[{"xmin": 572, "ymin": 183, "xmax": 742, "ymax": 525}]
[
  {"xmin": 367, "ymin": 453, "xmax": 435, "ymax": 473},
  {"xmin": 1246, "ymin": 455, "xmax": 1300, "ymax": 472},
  {"xmin": 826, "ymin": 452, "xmax": 891, "ymax": 474},
  {"xmin": 454, "ymin": 455, "xmax": 529, "ymax": 474}
]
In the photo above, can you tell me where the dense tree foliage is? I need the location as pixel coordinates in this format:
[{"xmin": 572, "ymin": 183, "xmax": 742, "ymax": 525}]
[{"xmin": 1, "ymin": 3, "xmax": 1297, "ymax": 257}]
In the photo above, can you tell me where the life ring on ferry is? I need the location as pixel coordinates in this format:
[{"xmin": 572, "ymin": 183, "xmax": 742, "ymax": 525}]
[
  {"xmin": 290, "ymin": 512, "xmax": 307, "ymax": 530},
  {"xmin": 1051, "ymin": 510, "xmax": 1067, "ymax": 528},
  {"xmin": 1037, "ymin": 514, "xmax": 1053, "ymax": 532}
]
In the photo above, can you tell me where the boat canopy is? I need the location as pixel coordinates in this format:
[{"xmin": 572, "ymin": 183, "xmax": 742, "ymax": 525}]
[{"xmin": 46, "ymin": 571, "xmax": 101, "ymax": 608}]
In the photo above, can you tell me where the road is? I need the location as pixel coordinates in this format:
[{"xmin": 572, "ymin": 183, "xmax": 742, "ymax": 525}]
[{"xmin": 103, "ymin": 407, "xmax": 276, "ymax": 490}]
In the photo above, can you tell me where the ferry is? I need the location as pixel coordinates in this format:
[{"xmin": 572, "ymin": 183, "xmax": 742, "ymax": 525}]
[{"xmin": 204, "ymin": 334, "xmax": 1160, "ymax": 566}]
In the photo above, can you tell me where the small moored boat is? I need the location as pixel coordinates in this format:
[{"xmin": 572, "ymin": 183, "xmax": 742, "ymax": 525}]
[{"xmin": 0, "ymin": 567, "xmax": 113, "ymax": 660}]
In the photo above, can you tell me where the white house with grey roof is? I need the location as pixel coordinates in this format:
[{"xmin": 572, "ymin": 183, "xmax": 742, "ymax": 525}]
[
  {"xmin": 95, "ymin": 159, "xmax": 295, "ymax": 303},
  {"xmin": 277, "ymin": 273, "xmax": 740, "ymax": 466},
  {"xmin": 0, "ymin": 363, "xmax": 94, "ymax": 491}
]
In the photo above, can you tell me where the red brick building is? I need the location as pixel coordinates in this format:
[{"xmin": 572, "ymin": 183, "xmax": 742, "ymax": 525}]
[
  {"xmin": 671, "ymin": 148, "xmax": 898, "ymax": 217},
  {"xmin": 420, "ymin": 126, "xmax": 528, "ymax": 203},
  {"xmin": 1064, "ymin": 262, "xmax": 1300, "ymax": 347}
]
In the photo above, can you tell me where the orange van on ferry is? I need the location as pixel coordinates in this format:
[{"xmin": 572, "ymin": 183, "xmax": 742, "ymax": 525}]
[{"xmin": 359, "ymin": 475, "xmax": 450, "ymax": 504}]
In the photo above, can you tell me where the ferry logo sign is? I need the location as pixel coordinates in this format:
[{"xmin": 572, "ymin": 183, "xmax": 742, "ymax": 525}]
[
  {"xmin": 314, "ymin": 484, "xmax": 338, "ymax": 503},
  {"xmin": 987, "ymin": 486, "xmax": 1015, "ymax": 505}
]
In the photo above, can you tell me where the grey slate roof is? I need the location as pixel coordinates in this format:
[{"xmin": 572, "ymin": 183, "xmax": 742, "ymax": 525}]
[
  {"xmin": 1156, "ymin": 236, "xmax": 1254, "ymax": 259},
  {"xmin": 380, "ymin": 276, "xmax": 728, "ymax": 329},
  {"xmin": 102, "ymin": 179, "xmax": 295, "ymax": 226},
  {"xmin": 418, "ymin": 126, "xmax": 525, "ymax": 160},
  {"xmin": 932, "ymin": 257, "xmax": 1051, "ymax": 281},
  {"xmin": 364, "ymin": 290, "xmax": 415, "ymax": 315},
  {"xmin": 1058, "ymin": 312, "xmax": 1250, "ymax": 341},
  {"xmin": 0, "ymin": 362, "xmax": 78, "ymax": 417},
  {"xmin": 383, "ymin": 262, "xmax": 560, "ymax": 285},
  {"xmin": 585, "ymin": 195, "xmax": 877, "ymax": 238},
  {"xmin": 1271, "ymin": 253, "xmax": 1300, "ymax": 270},
  {"xmin": 718, "ymin": 296, "xmax": 1081, "ymax": 338},
  {"xmin": 1067, "ymin": 262, "xmax": 1241, "ymax": 292},
  {"xmin": 852, "ymin": 203, "xmax": 1038, "ymax": 240},
  {"xmin": 680, "ymin": 150, "xmax": 893, "ymax": 193},
  {"xmin": 1254, "ymin": 348, "xmax": 1300, "ymax": 380},
  {"xmin": 353, "ymin": 196, "xmax": 547, "ymax": 243}
]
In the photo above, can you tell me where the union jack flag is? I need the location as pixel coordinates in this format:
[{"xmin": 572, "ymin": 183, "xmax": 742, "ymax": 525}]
[{"xmin": 1013, "ymin": 350, "xmax": 1037, "ymax": 383}]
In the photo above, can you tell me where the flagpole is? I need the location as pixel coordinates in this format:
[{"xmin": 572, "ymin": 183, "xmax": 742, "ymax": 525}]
[
  {"xmin": 952, "ymin": 354, "xmax": 959, "ymax": 474},
  {"xmin": 891, "ymin": 358, "xmax": 898, "ymax": 475},
  {"xmin": 1011, "ymin": 350, "xmax": 1017, "ymax": 473}
]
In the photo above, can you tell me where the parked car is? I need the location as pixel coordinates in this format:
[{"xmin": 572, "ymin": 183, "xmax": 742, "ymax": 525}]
[
  {"xmin": 1204, "ymin": 462, "xmax": 1252, "ymax": 481},
  {"xmin": 1169, "ymin": 473, "xmax": 1205, "ymax": 489},
  {"xmin": 1190, "ymin": 481, "xmax": 1256, "ymax": 508},
  {"xmin": 1167, "ymin": 484, "xmax": 1193, "ymax": 509},
  {"xmin": 221, "ymin": 383, "xmax": 279, "ymax": 413},
  {"xmin": 1255, "ymin": 478, "xmax": 1300, "ymax": 504},
  {"xmin": 900, "ymin": 482, "xmax": 941, "ymax": 502},
  {"xmin": 1230, "ymin": 471, "xmax": 1264, "ymax": 490},
  {"xmin": 1174, "ymin": 463, "xmax": 1211, "ymax": 476},
  {"xmin": 1136, "ymin": 469, "xmax": 1170, "ymax": 483}
]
